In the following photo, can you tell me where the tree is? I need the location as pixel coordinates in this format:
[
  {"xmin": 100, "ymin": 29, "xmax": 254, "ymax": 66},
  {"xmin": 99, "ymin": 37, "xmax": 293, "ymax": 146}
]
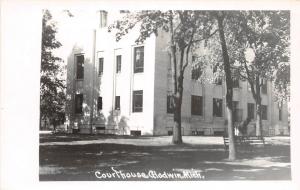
[
  {"xmin": 40, "ymin": 10, "xmax": 66, "ymax": 131},
  {"xmin": 109, "ymin": 11, "xmax": 217, "ymax": 144},
  {"xmin": 229, "ymin": 11, "xmax": 290, "ymax": 136},
  {"xmin": 211, "ymin": 11, "xmax": 237, "ymax": 160},
  {"xmin": 194, "ymin": 11, "xmax": 239, "ymax": 160}
]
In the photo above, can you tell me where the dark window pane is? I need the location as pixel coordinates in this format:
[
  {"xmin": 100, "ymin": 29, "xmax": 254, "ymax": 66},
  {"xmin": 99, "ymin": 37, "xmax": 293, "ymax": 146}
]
[
  {"xmin": 115, "ymin": 96, "xmax": 120, "ymax": 110},
  {"xmin": 213, "ymin": 98, "xmax": 223, "ymax": 117},
  {"xmin": 191, "ymin": 65, "xmax": 202, "ymax": 80},
  {"xmin": 75, "ymin": 94, "xmax": 83, "ymax": 114},
  {"xmin": 232, "ymin": 101, "xmax": 238, "ymax": 111},
  {"xmin": 247, "ymin": 103, "xmax": 255, "ymax": 119},
  {"xmin": 192, "ymin": 55, "xmax": 196, "ymax": 62},
  {"xmin": 134, "ymin": 46, "xmax": 144, "ymax": 73},
  {"xmin": 232, "ymin": 101, "xmax": 242, "ymax": 122},
  {"xmin": 279, "ymin": 107, "xmax": 282, "ymax": 121},
  {"xmin": 261, "ymin": 105, "xmax": 268, "ymax": 120},
  {"xmin": 132, "ymin": 90, "xmax": 143, "ymax": 112},
  {"xmin": 215, "ymin": 78, "xmax": 222, "ymax": 85},
  {"xmin": 116, "ymin": 55, "xmax": 121, "ymax": 73},
  {"xmin": 278, "ymin": 103, "xmax": 282, "ymax": 121},
  {"xmin": 232, "ymin": 78, "xmax": 239, "ymax": 88},
  {"xmin": 213, "ymin": 64, "xmax": 222, "ymax": 85},
  {"xmin": 98, "ymin": 58, "xmax": 104, "ymax": 75},
  {"xmin": 213, "ymin": 64, "xmax": 218, "ymax": 73},
  {"xmin": 232, "ymin": 69, "xmax": 239, "ymax": 88},
  {"xmin": 76, "ymin": 55, "xmax": 84, "ymax": 79},
  {"xmin": 97, "ymin": 97, "xmax": 102, "ymax": 110},
  {"xmin": 232, "ymin": 101, "xmax": 238, "ymax": 122},
  {"xmin": 191, "ymin": 95, "xmax": 203, "ymax": 115},
  {"xmin": 261, "ymin": 80, "xmax": 267, "ymax": 94}
]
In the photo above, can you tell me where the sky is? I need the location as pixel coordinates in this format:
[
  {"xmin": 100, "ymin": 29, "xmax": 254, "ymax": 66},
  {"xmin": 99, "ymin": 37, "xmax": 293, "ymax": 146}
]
[
  {"xmin": 50, "ymin": 9, "xmax": 123, "ymax": 66},
  {"xmin": 50, "ymin": 9, "xmax": 99, "ymax": 65}
]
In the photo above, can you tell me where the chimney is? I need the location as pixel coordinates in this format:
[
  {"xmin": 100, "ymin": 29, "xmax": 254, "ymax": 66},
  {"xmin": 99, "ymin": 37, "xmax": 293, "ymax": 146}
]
[{"xmin": 98, "ymin": 10, "xmax": 108, "ymax": 28}]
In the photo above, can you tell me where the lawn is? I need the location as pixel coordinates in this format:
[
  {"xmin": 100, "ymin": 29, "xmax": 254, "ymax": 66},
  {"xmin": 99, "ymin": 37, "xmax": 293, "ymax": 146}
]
[{"xmin": 39, "ymin": 134, "xmax": 291, "ymax": 181}]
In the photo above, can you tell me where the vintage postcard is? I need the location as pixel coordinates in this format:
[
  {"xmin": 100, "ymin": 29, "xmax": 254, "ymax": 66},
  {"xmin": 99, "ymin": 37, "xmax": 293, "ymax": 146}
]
[{"xmin": 1, "ymin": 0, "xmax": 300, "ymax": 190}]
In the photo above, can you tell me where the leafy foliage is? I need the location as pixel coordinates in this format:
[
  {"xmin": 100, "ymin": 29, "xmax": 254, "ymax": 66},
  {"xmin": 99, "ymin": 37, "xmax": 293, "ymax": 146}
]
[
  {"xmin": 40, "ymin": 10, "xmax": 66, "ymax": 129},
  {"xmin": 231, "ymin": 11, "xmax": 290, "ymax": 102},
  {"xmin": 199, "ymin": 11, "xmax": 290, "ymax": 137}
]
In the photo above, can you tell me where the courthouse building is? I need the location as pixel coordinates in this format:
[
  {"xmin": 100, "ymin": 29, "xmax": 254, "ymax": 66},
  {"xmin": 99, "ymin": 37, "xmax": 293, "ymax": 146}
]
[{"xmin": 65, "ymin": 11, "xmax": 289, "ymax": 136}]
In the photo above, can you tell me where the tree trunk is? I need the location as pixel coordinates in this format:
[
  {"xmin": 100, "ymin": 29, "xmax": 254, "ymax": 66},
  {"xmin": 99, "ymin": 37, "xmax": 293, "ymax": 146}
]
[
  {"xmin": 255, "ymin": 77, "xmax": 263, "ymax": 136},
  {"xmin": 255, "ymin": 103, "xmax": 262, "ymax": 136},
  {"xmin": 168, "ymin": 15, "xmax": 183, "ymax": 144},
  {"xmin": 172, "ymin": 93, "xmax": 183, "ymax": 144},
  {"xmin": 40, "ymin": 115, "xmax": 42, "ymax": 130},
  {"xmin": 217, "ymin": 13, "xmax": 236, "ymax": 160},
  {"xmin": 172, "ymin": 73, "xmax": 184, "ymax": 144},
  {"xmin": 52, "ymin": 120, "xmax": 57, "ymax": 132}
]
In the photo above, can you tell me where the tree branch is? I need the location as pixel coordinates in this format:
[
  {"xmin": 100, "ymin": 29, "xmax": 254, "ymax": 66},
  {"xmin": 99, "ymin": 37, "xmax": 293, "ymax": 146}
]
[
  {"xmin": 191, "ymin": 29, "xmax": 219, "ymax": 43},
  {"xmin": 183, "ymin": 28, "xmax": 195, "ymax": 72},
  {"xmin": 238, "ymin": 72, "xmax": 249, "ymax": 81},
  {"xmin": 244, "ymin": 62, "xmax": 257, "ymax": 98}
]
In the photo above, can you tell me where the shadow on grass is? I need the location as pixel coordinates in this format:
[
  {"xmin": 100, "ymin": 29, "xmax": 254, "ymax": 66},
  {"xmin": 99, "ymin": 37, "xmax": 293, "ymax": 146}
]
[
  {"xmin": 39, "ymin": 133, "xmax": 156, "ymax": 143},
  {"xmin": 39, "ymin": 139, "xmax": 291, "ymax": 181}
]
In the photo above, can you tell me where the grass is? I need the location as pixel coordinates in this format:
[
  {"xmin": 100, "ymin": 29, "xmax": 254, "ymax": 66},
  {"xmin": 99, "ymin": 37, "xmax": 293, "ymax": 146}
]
[{"xmin": 39, "ymin": 134, "xmax": 291, "ymax": 181}]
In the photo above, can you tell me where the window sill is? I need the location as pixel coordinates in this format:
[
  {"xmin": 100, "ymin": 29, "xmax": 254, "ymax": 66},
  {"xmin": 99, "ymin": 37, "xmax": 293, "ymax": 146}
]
[
  {"xmin": 132, "ymin": 112, "xmax": 143, "ymax": 114},
  {"xmin": 213, "ymin": 116, "xmax": 223, "ymax": 119},
  {"xmin": 191, "ymin": 115, "xmax": 204, "ymax": 121},
  {"xmin": 191, "ymin": 114, "xmax": 203, "ymax": 117},
  {"xmin": 75, "ymin": 79, "xmax": 84, "ymax": 81},
  {"xmin": 133, "ymin": 72, "xmax": 144, "ymax": 75}
]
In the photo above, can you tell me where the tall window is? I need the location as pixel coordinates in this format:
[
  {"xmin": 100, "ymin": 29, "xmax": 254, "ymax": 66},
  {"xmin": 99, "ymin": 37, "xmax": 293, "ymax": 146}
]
[
  {"xmin": 278, "ymin": 103, "xmax": 282, "ymax": 121},
  {"xmin": 232, "ymin": 101, "xmax": 240, "ymax": 122},
  {"xmin": 279, "ymin": 107, "xmax": 282, "ymax": 121},
  {"xmin": 213, "ymin": 98, "xmax": 223, "ymax": 117},
  {"xmin": 75, "ymin": 94, "xmax": 83, "ymax": 114},
  {"xmin": 98, "ymin": 57, "xmax": 104, "ymax": 76},
  {"xmin": 116, "ymin": 55, "xmax": 121, "ymax": 73},
  {"xmin": 115, "ymin": 96, "xmax": 120, "ymax": 110},
  {"xmin": 261, "ymin": 105, "xmax": 268, "ymax": 120},
  {"xmin": 132, "ymin": 90, "xmax": 143, "ymax": 112},
  {"xmin": 232, "ymin": 78, "xmax": 239, "ymax": 88},
  {"xmin": 191, "ymin": 95, "xmax": 203, "ymax": 116},
  {"xmin": 134, "ymin": 46, "xmax": 144, "ymax": 73},
  {"xmin": 232, "ymin": 69, "xmax": 239, "ymax": 88},
  {"xmin": 213, "ymin": 65, "xmax": 222, "ymax": 85},
  {"xmin": 192, "ymin": 55, "xmax": 196, "ymax": 62},
  {"xmin": 247, "ymin": 103, "xmax": 255, "ymax": 119},
  {"xmin": 232, "ymin": 101, "xmax": 239, "ymax": 111},
  {"xmin": 261, "ymin": 80, "xmax": 267, "ymax": 94},
  {"xmin": 97, "ymin": 97, "xmax": 102, "ymax": 111},
  {"xmin": 167, "ymin": 92, "xmax": 174, "ymax": 114},
  {"xmin": 76, "ymin": 55, "xmax": 84, "ymax": 79},
  {"xmin": 191, "ymin": 65, "xmax": 202, "ymax": 80}
]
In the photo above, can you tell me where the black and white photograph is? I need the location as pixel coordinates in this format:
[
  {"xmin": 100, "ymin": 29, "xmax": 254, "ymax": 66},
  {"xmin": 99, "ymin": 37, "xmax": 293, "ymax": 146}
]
[
  {"xmin": 39, "ymin": 9, "xmax": 291, "ymax": 181},
  {"xmin": 1, "ymin": 0, "xmax": 300, "ymax": 189}
]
